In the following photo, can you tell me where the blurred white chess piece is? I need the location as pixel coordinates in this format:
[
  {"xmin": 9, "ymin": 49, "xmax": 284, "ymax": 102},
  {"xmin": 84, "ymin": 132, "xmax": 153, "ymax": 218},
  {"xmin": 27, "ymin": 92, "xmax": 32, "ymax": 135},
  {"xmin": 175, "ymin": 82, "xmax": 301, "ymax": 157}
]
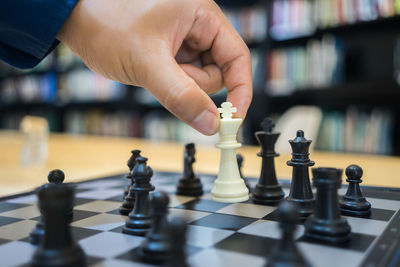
[
  {"xmin": 20, "ymin": 116, "xmax": 49, "ymax": 166},
  {"xmin": 211, "ymin": 102, "xmax": 249, "ymax": 203},
  {"xmin": 275, "ymin": 106, "xmax": 322, "ymax": 153}
]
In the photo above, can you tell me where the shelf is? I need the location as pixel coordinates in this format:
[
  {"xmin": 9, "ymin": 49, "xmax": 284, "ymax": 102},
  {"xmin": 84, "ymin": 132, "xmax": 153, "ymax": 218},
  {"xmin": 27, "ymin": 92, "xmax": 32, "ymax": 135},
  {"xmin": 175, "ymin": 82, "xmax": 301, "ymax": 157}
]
[
  {"xmin": 0, "ymin": 63, "xmax": 87, "ymax": 80},
  {"xmin": 266, "ymin": 80, "xmax": 400, "ymax": 110},
  {"xmin": 215, "ymin": 0, "xmax": 262, "ymax": 8},
  {"xmin": 269, "ymin": 15, "xmax": 400, "ymax": 46}
]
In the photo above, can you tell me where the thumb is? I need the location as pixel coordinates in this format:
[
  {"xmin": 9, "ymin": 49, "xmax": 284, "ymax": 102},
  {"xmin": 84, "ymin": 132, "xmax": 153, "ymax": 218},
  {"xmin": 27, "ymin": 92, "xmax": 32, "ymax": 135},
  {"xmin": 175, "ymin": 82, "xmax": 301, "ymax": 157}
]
[{"xmin": 141, "ymin": 52, "xmax": 220, "ymax": 136}]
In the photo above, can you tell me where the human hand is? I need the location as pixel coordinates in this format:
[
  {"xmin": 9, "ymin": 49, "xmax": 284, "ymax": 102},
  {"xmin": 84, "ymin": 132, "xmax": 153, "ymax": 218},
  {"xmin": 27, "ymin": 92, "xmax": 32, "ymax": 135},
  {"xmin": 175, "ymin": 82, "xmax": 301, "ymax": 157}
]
[{"xmin": 57, "ymin": 0, "xmax": 252, "ymax": 135}]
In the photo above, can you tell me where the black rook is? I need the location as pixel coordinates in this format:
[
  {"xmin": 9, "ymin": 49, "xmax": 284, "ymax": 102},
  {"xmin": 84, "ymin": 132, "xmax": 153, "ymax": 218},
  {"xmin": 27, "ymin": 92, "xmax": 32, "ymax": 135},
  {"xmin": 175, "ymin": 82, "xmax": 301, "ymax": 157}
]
[{"xmin": 304, "ymin": 167, "xmax": 351, "ymax": 243}]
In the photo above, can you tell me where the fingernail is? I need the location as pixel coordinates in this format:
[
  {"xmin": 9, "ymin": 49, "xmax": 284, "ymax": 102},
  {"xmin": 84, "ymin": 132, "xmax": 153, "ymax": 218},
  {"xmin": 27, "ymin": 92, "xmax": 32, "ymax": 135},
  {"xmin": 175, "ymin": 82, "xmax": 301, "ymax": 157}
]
[{"xmin": 192, "ymin": 109, "xmax": 220, "ymax": 135}]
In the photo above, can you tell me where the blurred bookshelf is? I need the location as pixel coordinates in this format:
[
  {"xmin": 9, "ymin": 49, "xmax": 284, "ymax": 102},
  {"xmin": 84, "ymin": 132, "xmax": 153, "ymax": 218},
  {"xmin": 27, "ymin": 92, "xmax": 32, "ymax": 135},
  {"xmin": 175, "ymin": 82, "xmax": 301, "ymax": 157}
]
[
  {"xmin": 1, "ymin": 0, "xmax": 400, "ymax": 156},
  {"xmin": 254, "ymin": 0, "xmax": 400, "ymax": 156}
]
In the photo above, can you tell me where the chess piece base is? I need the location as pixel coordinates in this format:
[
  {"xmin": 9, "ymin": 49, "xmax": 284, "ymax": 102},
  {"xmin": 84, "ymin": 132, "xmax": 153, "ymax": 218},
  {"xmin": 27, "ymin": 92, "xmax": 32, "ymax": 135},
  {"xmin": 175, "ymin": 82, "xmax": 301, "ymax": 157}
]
[
  {"xmin": 119, "ymin": 196, "xmax": 135, "ymax": 215},
  {"xmin": 340, "ymin": 197, "xmax": 371, "ymax": 217},
  {"xmin": 304, "ymin": 215, "xmax": 351, "ymax": 243},
  {"xmin": 176, "ymin": 177, "xmax": 203, "ymax": 197},
  {"xmin": 32, "ymin": 244, "xmax": 86, "ymax": 267},
  {"xmin": 252, "ymin": 184, "xmax": 284, "ymax": 205},
  {"xmin": 211, "ymin": 179, "xmax": 249, "ymax": 203},
  {"xmin": 123, "ymin": 216, "xmax": 152, "ymax": 236},
  {"xmin": 119, "ymin": 206, "xmax": 133, "ymax": 216},
  {"xmin": 286, "ymin": 197, "xmax": 315, "ymax": 218},
  {"xmin": 29, "ymin": 223, "xmax": 44, "ymax": 245},
  {"xmin": 137, "ymin": 240, "xmax": 173, "ymax": 263}
]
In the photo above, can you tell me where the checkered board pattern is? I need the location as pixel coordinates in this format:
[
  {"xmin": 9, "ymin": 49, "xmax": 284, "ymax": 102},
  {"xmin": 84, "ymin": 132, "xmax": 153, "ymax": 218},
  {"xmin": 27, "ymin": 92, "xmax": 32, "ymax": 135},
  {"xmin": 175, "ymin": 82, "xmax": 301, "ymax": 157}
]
[{"xmin": 0, "ymin": 172, "xmax": 400, "ymax": 267}]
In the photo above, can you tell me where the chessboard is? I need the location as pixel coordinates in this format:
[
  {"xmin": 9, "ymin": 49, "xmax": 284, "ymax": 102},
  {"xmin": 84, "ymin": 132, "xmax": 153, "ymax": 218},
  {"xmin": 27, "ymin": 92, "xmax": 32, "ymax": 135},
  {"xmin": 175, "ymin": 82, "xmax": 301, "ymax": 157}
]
[{"xmin": 0, "ymin": 171, "xmax": 399, "ymax": 267}]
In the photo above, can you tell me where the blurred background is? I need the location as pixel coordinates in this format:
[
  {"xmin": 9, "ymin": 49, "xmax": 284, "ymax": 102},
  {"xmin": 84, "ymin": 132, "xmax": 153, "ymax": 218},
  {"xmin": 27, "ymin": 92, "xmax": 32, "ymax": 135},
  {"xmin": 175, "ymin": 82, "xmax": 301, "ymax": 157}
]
[{"xmin": 1, "ymin": 0, "xmax": 400, "ymax": 156}]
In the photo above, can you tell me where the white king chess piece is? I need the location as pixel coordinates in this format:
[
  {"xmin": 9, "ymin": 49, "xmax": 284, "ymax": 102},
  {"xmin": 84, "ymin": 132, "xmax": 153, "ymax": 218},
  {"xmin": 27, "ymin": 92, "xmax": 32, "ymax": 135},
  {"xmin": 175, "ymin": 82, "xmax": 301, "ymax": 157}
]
[{"xmin": 211, "ymin": 102, "xmax": 249, "ymax": 202}]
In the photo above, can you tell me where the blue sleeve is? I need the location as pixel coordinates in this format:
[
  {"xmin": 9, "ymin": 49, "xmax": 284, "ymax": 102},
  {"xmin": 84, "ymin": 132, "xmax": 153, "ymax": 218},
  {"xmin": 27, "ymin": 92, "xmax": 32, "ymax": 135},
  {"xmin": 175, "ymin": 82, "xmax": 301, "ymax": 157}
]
[{"xmin": 0, "ymin": 0, "xmax": 79, "ymax": 69}]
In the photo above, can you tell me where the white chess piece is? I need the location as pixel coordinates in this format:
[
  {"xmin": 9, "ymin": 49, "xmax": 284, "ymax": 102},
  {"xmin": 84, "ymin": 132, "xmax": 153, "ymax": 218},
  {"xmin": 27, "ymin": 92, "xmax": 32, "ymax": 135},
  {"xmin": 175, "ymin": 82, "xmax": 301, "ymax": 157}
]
[{"xmin": 211, "ymin": 102, "xmax": 249, "ymax": 202}]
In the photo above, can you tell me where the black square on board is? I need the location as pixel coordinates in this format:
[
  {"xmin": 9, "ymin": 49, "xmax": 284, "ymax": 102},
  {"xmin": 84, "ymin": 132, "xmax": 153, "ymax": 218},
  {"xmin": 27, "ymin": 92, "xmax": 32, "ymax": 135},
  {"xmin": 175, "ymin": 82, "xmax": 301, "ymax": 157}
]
[
  {"xmin": 175, "ymin": 199, "xmax": 230, "ymax": 212},
  {"xmin": 71, "ymin": 226, "xmax": 103, "ymax": 241},
  {"xmin": 116, "ymin": 247, "xmax": 149, "ymax": 264},
  {"xmin": 86, "ymin": 255, "xmax": 103, "ymax": 266},
  {"xmin": 0, "ymin": 216, "xmax": 23, "ymax": 227},
  {"xmin": 297, "ymin": 232, "xmax": 376, "ymax": 252},
  {"xmin": 105, "ymin": 195, "xmax": 125, "ymax": 202},
  {"xmin": 74, "ymin": 198, "xmax": 97, "ymax": 206},
  {"xmin": 0, "ymin": 238, "xmax": 10, "ymax": 245},
  {"xmin": 367, "ymin": 208, "xmax": 396, "ymax": 221},
  {"xmin": 31, "ymin": 210, "xmax": 100, "ymax": 223},
  {"xmin": 107, "ymin": 209, "xmax": 127, "ymax": 216},
  {"xmin": 262, "ymin": 209, "xmax": 304, "ymax": 225},
  {"xmin": 215, "ymin": 232, "xmax": 278, "ymax": 257},
  {"xmin": 190, "ymin": 213, "xmax": 257, "ymax": 231},
  {"xmin": 0, "ymin": 202, "xmax": 30, "ymax": 213}
]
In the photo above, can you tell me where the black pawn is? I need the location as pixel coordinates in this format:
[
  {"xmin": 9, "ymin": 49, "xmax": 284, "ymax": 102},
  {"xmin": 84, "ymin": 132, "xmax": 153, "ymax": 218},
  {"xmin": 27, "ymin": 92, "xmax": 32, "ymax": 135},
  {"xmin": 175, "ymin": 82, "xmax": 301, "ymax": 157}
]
[
  {"xmin": 30, "ymin": 169, "xmax": 70, "ymax": 245},
  {"xmin": 120, "ymin": 150, "xmax": 141, "ymax": 215},
  {"xmin": 266, "ymin": 201, "xmax": 310, "ymax": 267},
  {"xmin": 252, "ymin": 118, "xmax": 284, "ymax": 205},
  {"xmin": 304, "ymin": 167, "xmax": 351, "ymax": 243},
  {"xmin": 286, "ymin": 130, "xmax": 315, "ymax": 218},
  {"xmin": 177, "ymin": 143, "xmax": 203, "ymax": 196},
  {"xmin": 166, "ymin": 217, "xmax": 189, "ymax": 267},
  {"xmin": 123, "ymin": 156, "xmax": 155, "ymax": 236},
  {"xmin": 237, "ymin": 154, "xmax": 251, "ymax": 190},
  {"xmin": 31, "ymin": 183, "xmax": 86, "ymax": 267},
  {"xmin": 124, "ymin": 150, "xmax": 141, "ymax": 197},
  {"xmin": 340, "ymin": 165, "xmax": 371, "ymax": 217},
  {"xmin": 138, "ymin": 191, "xmax": 173, "ymax": 263}
]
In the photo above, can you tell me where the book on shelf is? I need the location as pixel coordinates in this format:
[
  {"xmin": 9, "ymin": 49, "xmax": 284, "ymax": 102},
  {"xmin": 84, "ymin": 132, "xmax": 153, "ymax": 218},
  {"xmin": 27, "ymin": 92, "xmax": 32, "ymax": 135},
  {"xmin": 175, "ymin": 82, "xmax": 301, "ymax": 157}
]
[
  {"xmin": 315, "ymin": 107, "xmax": 393, "ymax": 155},
  {"xmin": 58, "ymin": 69, "xmax": 127, "ymax": 103},
  {"xmin": 0, "ymin": 73, "xmax": 57, "ymax": 104},
  {"xmin": 223, "ymin": 5, "xmax": 267, "ymax": 43},
  {"xmin": 266, "ymin": 34, "xmax": 344, "ymax": 95},
  {"xmin": 270, "ymin": 0, "xmax": 399, "ymax": 41}
]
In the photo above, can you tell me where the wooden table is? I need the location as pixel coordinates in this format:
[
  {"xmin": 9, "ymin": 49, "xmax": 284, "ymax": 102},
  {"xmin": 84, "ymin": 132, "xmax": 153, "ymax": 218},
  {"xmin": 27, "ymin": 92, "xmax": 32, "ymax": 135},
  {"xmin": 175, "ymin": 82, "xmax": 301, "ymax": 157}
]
[{"xmin": 1, "ymin": 130, "xmax": 399, "ymax": 197}]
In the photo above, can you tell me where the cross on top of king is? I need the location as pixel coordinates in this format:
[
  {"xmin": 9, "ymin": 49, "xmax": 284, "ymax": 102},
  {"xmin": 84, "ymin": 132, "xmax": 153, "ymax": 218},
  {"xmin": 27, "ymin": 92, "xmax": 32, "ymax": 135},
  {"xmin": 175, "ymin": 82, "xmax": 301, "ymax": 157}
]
[{"xmin": 218, "ymin": 102, "xmax": 237, "ymax": 119}]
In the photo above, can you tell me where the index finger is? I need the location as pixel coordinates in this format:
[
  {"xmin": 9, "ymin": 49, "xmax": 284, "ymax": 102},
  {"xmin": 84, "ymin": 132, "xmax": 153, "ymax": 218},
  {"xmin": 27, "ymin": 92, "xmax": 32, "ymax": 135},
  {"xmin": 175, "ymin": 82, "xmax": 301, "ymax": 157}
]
[{"xmin": 211, "ymin": 13, "xmax": 253, "ymax": 118}]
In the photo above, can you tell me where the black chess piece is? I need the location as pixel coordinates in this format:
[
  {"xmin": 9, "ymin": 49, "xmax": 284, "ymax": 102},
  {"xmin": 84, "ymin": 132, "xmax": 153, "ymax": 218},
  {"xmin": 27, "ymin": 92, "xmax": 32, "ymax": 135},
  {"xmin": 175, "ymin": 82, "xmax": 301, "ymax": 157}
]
[
  {"xmin": 252, "ymin": 118, "xmax": 284, "ymax": 205},
  {"xmin": 138, "ymin": 191, "xmax": 173, "ymax": 263},
  {"xmin": 286, "ymin": 130, "xmax": 315, "ymax": 218},
  {"xmin": 31, "ymin": 183, "xmax": 86, "ymax": 267},
  {"xmin": 266, "ymin": 201, "xmax": 310, "ymax": 267},
  {"xmin": 237, "ymin": 154, "xmax": 251, "ymax": 191},
  {"xmin": 166, "ymin": 217, "xmax": 189, "ymax": 267},
  {"xmin": 176, "ymin": 143, "xmax": 203, "ymax": 196},
  {"xmin": 123, "ymin": 156, "xmax": 155, "ymax": 236},
  {"xmin": 340, "ymin": 164, "xmax": 371, "ymax": 217},
  {"xmin": 30, "ymin": 169, "xmax": 71, "ymax": 245},
  {"xmin": 304, "ymin": 167, "xmax": 351, "ymax": 244},
  {"xmin": 120, "ymin": 150, "xmax": 142, "ymax": 215},
  {"xmin": 124, "ymin": 150, "xmax": 141, "ymax": 197}
]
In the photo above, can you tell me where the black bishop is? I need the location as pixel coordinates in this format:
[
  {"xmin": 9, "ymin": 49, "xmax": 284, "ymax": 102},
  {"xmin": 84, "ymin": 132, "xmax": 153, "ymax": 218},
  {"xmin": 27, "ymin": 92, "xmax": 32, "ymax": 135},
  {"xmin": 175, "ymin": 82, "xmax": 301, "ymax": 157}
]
[
  {"xmin": 120, "ymin": 150, "xmax": 141, "ymax": 215},
  {"xmin": 176, "ymin": 143, "xmax": 203, "ymax": 196},
  {"xmin": 123, "ymin": 156, "xmax": 155, "ymax": 236}
]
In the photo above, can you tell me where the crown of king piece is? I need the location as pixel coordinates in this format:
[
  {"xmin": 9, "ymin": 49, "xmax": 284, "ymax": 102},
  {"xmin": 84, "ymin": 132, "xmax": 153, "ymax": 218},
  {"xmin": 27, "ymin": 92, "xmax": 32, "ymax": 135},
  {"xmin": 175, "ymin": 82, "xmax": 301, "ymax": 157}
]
[{"xmin": 218, "ymin": 102, "xmax": 237, "ymax": 119}]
